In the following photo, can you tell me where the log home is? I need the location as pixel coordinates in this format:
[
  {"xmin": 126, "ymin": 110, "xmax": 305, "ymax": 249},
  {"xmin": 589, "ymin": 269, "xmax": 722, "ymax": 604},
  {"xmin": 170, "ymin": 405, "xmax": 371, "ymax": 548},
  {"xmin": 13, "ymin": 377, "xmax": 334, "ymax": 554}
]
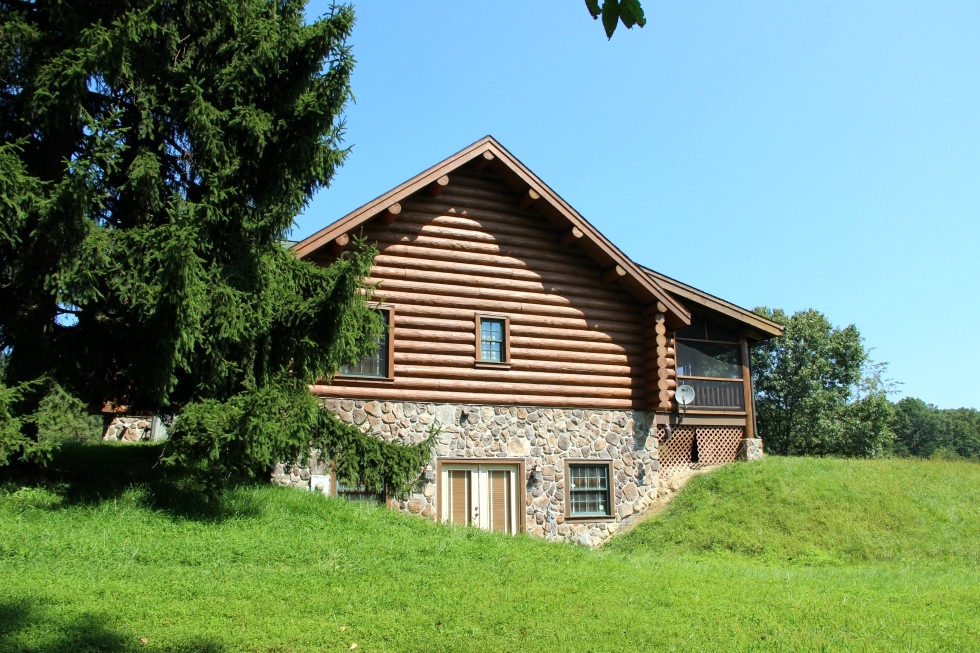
[{"xmin": 289, "ymin": 136, "xmax": 783, "ymax": 546}]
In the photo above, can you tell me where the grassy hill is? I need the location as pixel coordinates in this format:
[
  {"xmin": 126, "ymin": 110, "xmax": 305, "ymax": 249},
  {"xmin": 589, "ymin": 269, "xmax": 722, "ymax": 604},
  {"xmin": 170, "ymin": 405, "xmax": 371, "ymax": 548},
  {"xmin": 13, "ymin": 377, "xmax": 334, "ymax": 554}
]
[
  {"xmin": 608, "ymin": 456, "xmax": 980, "ymax": 565},
  {"xmin": 1, "ymin": 446, "xmax": 979, "ymax": 652}
]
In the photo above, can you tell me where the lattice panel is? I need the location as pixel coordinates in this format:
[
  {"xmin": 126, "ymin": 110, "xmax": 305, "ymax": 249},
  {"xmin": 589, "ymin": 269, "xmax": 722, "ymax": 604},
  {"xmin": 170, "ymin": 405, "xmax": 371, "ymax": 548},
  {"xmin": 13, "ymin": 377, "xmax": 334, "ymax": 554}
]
[
  {"xmin": 695, "ymin": 426, "xmax": 744, "ymax": 466},
  {"xmin": 658, "ymin": 425, "xmax": 696, "ymax": 478},
  {"xmin": 658, "ymin": 425, "xmax": 746, "ymax": 477}
]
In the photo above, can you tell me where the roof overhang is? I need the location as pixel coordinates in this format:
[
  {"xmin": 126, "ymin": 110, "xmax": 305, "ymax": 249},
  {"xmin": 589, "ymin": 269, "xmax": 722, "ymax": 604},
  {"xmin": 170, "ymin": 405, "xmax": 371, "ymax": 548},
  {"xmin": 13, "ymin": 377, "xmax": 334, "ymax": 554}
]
[{"xmin": 642, "ymin": 266, "xmax": 784, "ymax": 341}]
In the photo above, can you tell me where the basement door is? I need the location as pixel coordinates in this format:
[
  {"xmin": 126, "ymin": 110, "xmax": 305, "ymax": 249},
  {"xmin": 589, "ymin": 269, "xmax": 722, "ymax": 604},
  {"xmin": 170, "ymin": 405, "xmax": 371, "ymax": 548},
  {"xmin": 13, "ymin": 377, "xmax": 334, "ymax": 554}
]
[{"xmin": 441, "ymin": 463, "xmax": 521, "ymax": 534}]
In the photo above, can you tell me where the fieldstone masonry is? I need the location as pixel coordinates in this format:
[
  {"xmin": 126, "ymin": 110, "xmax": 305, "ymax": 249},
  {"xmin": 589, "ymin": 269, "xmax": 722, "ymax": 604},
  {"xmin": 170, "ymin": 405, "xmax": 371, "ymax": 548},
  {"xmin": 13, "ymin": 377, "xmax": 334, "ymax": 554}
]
[
  {"xmin": 738, "ymin": 438, "xmax": 764, "ymax": 462},
  {"xmin": 271, "ymin": 450, "xmax": 331, "ymax": 489},
  {"xmin": 275, "ymin": 400, "xmax": 764, "ymax": 546},
  {"xmin": 290, "ymin": 400, "xmax": 663, "ymax": 546},
  {"xmin": 103, "ymin": 416, "xmax": 153, "ymax": 442}
]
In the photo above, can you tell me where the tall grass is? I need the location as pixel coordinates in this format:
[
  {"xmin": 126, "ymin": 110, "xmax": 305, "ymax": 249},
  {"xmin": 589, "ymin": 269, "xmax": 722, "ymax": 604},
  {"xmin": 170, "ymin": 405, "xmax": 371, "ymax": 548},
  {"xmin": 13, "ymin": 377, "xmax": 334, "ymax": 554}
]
[{"xmin": 1, "ymin": 447, "xmax": 979, "ymax": 652}]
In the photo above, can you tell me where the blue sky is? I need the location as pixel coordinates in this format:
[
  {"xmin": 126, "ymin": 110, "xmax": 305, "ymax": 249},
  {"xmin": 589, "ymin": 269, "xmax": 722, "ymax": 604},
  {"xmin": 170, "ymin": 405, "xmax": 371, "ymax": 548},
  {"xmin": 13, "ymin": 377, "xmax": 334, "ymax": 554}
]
[{"xmin": 294, "ymin": 1, "xmax": 979, "ymax": 409}]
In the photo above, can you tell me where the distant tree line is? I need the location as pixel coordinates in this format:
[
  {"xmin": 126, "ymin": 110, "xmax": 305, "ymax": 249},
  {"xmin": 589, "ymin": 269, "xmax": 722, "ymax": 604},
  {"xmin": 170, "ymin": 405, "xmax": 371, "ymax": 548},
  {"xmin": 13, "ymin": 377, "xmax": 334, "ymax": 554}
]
[
  {"xmin": 752, "ymin": 308, "xmax": 980, "ymax": 462},
  {"xmin": 891, "ymin": 398, "xmax": 980, "ymax": 461}
]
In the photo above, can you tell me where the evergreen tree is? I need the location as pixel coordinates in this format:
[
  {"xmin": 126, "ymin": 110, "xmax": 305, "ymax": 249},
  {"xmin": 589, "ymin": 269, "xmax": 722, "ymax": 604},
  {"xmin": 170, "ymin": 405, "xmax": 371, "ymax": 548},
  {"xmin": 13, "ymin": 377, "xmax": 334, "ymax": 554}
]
[{"xmin": 0, "ymin": 1, "xmax": 384, "ymax": 476}]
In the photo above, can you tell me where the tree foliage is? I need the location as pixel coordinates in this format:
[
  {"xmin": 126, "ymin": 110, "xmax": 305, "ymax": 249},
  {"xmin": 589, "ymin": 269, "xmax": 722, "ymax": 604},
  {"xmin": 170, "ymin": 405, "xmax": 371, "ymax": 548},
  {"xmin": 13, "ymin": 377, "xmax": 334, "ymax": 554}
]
[
  {"xmin": 0, "ymin": 376, "xmax": 101, "ymax": 464},
  {"xmin": 33, "ymin": 380, "xmax": 104, "ymax": 444},
  {"xmin": 167, "ymin": 385, "xmax": 433, "ymax": 497},
  {"xmin": 0, "ymin": 379, "xmax": 44, "ymax": 466},
  {"xmin": 751, "ymin": 308, "xmax": 893, "ymax": 457},
  {"xmin": 166, "ymin": 380, "xmax": 321, "ymax": 492},
  {"xmin": 0, "ymin": 0, "xmax": 396, "ymax": 483},
  {"xmin": 891, "ymin": 398, "xmax": 980, "ymax": 461},
  {"xmin": 314, "ymin": 410, "xmax": 435, "ymax": 498},
  {"xmin": 1, "ymin": 0, "xmax": 378, "ymax": 409},
  {"xmin": 585, "ymin": 0, "xmax": 646, "ymax": 39}
]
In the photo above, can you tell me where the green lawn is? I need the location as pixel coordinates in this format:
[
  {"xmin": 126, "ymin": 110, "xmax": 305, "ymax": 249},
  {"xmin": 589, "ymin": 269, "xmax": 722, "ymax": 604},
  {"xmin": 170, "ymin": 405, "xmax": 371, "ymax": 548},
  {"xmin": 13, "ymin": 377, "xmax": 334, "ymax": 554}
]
[{"xmin": 1, "ymin": 446, "xmax": 979, "ymax": 652}]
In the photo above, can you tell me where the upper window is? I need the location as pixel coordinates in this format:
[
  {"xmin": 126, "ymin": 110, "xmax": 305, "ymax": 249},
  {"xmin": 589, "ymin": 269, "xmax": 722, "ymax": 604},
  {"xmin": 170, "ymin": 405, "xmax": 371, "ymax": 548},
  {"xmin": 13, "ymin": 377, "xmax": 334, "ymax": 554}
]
[
  {"xmin": 475, "ymin": 315, "xmax": 509, "ymax": 365},
  {"xmin": 481, "ymin": 319, "xmax": 504, "ymax": 361},
  {"xmin": 340, "ymin": 308, "xmax": 393, "ymax": 379},
  {"xmin": 567, "ymin": 461, "xmax": 613, "ymax": 518}
]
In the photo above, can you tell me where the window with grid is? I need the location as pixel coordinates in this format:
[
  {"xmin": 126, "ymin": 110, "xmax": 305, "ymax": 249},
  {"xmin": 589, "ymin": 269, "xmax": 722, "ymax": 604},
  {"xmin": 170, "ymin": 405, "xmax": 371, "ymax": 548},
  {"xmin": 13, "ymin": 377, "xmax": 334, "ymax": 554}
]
[
  {"xmin": 568, "ymin": 463, "xmax": 612, "ymax": 517},
  {"xmin": 340, "ymin": 309, "xmax": 390, "ymax": 377},
  {"xmin": 480, "ymin": 318, "xmax": 505, "ymax": 362}
]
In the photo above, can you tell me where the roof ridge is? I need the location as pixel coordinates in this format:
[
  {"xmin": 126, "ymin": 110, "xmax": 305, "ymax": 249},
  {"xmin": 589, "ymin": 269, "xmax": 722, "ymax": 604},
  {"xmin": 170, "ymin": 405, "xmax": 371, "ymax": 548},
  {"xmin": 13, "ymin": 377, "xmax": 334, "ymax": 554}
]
[{"xmin": 292, "ymin": 137, "xmax": 692, "ymax": 326}]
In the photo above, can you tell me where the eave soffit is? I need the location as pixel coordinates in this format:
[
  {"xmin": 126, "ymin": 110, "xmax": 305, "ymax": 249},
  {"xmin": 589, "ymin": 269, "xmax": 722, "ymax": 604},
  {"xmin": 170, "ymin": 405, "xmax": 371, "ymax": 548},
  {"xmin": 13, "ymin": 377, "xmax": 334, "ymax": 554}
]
[
  {"xmin": 641, "ymin": 266, "xmax": 785, "ymax": 341},
  {"xmin": 292, "ymin": 135, "xmax": 692, "ymax": 327}
]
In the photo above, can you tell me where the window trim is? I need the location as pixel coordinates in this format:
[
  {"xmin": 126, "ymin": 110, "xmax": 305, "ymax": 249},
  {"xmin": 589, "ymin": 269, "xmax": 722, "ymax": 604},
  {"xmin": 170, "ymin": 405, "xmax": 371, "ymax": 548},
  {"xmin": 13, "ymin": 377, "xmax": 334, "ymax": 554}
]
[
  {"xmin": 337, "ymin": 305, "xmax": 395, "ymax": 381},
  {"xmin": 564, "ymin": 459, "xmax": 615, "ymax": 521},
  {"xmin": 474, "ymin": 314, "xmax": 510, "ymax": 368}
]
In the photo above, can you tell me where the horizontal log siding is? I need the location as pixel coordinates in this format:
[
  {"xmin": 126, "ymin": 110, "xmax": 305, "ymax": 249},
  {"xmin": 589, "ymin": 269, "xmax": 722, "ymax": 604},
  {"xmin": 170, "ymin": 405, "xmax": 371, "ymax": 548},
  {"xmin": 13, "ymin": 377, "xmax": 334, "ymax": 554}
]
[{"xmin": 318, "ymin": 171, "xmax": 648, "ymax": 408}]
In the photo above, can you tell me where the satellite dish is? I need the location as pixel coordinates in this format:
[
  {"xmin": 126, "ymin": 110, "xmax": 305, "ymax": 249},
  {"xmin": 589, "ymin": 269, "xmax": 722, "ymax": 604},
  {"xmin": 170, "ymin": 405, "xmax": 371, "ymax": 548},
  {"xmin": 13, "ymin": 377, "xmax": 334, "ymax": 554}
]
[{"xmin": 676, "ymin": 384, "xmax": 696, "ymax": 407}]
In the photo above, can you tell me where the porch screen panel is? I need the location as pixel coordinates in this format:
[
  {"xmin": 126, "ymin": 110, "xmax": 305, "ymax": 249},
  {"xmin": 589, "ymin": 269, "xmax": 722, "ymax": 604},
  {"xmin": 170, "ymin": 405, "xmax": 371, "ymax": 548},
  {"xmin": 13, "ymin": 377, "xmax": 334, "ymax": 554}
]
[
  {"xmin": 448, "ymin": 470, "xmax": 471, "ymax": 526},
  {"xmin": 488, "ymin": 469, "xmax": 512, "ymax": 534}
]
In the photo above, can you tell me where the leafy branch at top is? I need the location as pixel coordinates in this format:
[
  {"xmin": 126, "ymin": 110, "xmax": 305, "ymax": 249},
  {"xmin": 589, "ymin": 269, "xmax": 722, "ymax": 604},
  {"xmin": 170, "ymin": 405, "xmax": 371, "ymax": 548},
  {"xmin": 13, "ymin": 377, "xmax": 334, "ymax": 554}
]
[{"xmin": 585, "ymin": 0, "xmax": 647, "ymax": 39}]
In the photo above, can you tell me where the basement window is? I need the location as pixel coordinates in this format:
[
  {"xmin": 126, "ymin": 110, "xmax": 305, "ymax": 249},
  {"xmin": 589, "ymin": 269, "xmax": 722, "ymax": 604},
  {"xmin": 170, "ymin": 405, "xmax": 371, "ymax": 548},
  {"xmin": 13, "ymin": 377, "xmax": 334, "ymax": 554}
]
[
  {"xmin": 337, "ymin": 481, "xmax": 386, "ymax": 504},
  {"xmin": 566, "ymin": 461, "xmax": 613, "ymax": 519}
]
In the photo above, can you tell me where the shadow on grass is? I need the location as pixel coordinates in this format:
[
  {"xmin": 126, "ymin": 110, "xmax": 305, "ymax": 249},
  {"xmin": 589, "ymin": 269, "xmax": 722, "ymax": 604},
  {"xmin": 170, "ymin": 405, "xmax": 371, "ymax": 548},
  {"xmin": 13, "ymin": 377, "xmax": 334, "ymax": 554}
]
[
  {"xmin": 0, "ymin": 598, "xmax": 131, "ymax": 653},
  {"xmin": 0, "ymin": 442, "xmax": 262, "ymax": 523},
  {"xmin": 0, "ymin": 598, "xmax": 226, "ymax": 653}
]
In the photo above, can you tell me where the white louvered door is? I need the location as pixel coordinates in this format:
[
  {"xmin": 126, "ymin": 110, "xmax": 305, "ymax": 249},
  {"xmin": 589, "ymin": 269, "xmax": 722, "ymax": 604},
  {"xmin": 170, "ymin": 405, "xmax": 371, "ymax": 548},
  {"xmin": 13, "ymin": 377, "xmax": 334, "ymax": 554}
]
[{"xmin": 441, "ymin": 464, "xmax": 519, "ymax": 534}]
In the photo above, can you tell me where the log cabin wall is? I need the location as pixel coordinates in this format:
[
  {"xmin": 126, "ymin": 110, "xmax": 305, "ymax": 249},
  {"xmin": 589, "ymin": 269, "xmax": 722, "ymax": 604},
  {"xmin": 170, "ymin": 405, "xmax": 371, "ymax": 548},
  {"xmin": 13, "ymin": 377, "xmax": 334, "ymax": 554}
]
[
  {"xmin": 642, "ymin": 309, "xmax": 678, "ymax": 412},
  {"xmin": 308, "ymin": 168, "xmax": 648, "ymax": 409}
]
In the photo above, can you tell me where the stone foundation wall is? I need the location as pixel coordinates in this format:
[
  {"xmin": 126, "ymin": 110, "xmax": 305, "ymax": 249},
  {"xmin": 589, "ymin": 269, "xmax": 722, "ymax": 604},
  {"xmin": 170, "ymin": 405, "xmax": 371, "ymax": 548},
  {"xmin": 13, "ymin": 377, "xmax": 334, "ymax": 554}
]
[
  {"xmin": 288, "ymin": 399, "xmax": 660, "ymax": 547},
  {"xmin": 274, "ymin": 402, "xmax": 766, "ymax": 545},
  {"xmin": 103, "ymin": 416, "xmax": 153, "ymax": 442},
  {"xmin": 103, "ymin": 415, "xmax": 169, "ymax": 442},
  {"xmin": 271, "ymin": 452, "xmax": 331, "ymax": 489}
]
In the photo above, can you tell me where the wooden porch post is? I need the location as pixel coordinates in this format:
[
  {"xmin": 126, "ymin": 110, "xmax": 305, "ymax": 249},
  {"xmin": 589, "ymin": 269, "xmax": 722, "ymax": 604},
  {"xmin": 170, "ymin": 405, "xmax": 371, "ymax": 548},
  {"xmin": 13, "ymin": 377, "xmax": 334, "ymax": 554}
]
[{"xmin": 740, "ymin": 336, "xmax": 755, "ymax": 440}]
